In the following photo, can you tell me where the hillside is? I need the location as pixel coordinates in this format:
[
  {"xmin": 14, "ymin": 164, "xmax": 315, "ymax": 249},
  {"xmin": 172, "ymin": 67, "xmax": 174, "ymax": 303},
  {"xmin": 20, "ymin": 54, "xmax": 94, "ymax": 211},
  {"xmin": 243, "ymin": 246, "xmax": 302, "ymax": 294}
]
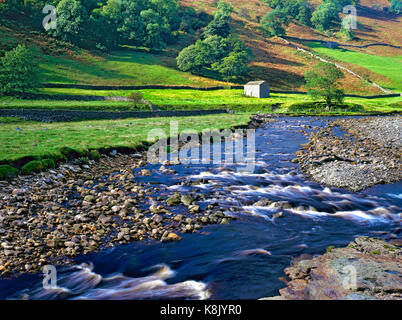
[
  {"xmin": 0, "ymin": 24, "xmax": 228, "ymax": 87},
  {"xmin": 182, "ymin": 0, "xmax": 402, "ymax": 94},
  {"xmin": 0, "ymin": 0, "xmax": 401, "ymax": 94}
]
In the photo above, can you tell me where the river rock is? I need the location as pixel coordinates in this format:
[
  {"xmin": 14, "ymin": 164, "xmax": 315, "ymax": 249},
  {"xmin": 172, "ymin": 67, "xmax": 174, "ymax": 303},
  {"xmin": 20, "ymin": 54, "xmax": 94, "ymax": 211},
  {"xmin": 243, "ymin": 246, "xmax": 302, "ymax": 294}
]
[
  {"xmin": 181, "ymin": 195, "xmax": 195, "ymax": 206},
  {"xmin": 262, "ymin": 237, "xmax": 402, "ymax": 300},
  {"xmin": 167, "ymin": 193, "xmax": 181, "ymax": 206},
  {"xmin": 166, "ymin": 233, "xmax": 182, "ymax": 241}
]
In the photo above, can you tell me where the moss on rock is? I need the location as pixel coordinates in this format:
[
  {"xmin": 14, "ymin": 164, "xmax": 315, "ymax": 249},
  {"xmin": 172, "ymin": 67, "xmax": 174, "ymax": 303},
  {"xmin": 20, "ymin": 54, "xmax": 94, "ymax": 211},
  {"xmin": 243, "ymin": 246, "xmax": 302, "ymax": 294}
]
[
  {"xmin": 21, "ymin": 160, "xmax": 43, "ymax": 175},
  {"xmin": 41, "ymin": 158, "xmax": 56, "ymax": 169},
  {"xmin": 0, "ymin": 165, "xmax": 19, "ymax": 179},
  {"xmin": 88, "ymin": 150, "xmax": 101, "ymax": 161}
]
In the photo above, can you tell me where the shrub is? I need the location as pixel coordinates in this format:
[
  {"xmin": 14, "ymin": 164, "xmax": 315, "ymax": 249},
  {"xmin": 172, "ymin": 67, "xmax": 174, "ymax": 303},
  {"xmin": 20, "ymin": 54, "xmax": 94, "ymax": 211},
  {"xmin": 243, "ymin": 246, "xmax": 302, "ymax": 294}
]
[
  {"xmin": 21, "ymin": 160, "xmax": 43, "ymax": 175},
  {"xmin": 128, "ymin": 92, "xmax": 144, "ymax": 106},
  {"xmin": 80, "ymin": 157, "xmax": 89, "ymax": 165},
  {"xmin": 390, "ymin": 0, "xmax": 402, "ymax": 14},
  {"xmin": 88, "ymin": 150, "xmax": 101, "ymax": 160},
  {"xmin": 41, "ymin": 159, "xmax": 56, "ymax": 169},
  {"xmin": 0, "ymin": 165, "xmax": 19, "ymax": 179}
]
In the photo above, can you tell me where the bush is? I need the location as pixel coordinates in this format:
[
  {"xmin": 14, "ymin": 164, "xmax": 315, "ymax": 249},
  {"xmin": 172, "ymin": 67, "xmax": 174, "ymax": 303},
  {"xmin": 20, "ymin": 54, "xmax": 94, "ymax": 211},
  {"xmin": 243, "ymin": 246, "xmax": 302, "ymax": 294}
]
[
  {"xmin": 80, "ymin": 157, "xmax": 89, "ymax": 165},
  {"xmin": 287, "ymin": 101, "xmax": 364, "ymax": 113},
  {"xmin": 41, "ymin": 159, "xmax": 56, "ymax": 169},
  {"xmin": 88, "ymin": 150, "xmax": 101, "ymax": 160},
  {"xmin": 0, "ymin": 165, "xmax": 19, "ymax": 179},
  {"xmin": 21, "ymin": 160, "xmax": 43, "ymax": 175},
  {"xmin": 128, "ymin": 92, "xmax": 144, "ymax": 106}
]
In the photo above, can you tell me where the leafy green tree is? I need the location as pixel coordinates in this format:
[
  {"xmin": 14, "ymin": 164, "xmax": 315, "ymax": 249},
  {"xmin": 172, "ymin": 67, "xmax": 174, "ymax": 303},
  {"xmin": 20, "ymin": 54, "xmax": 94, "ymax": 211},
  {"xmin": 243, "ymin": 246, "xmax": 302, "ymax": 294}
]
[
  {"xmin": 50, "ymin": 0, "xmax": 87, "ymax": 44},
  {"xmin": 339, "ymin": 18, "xmax": 355, "ymax": 40},
  {"xmin": 0, "ymin": 44, "xmax": 40, "ymax": 95},
  {"xmin": 176, "ymin": 44, "xmax": 204, "ymax": 73},
  {"xmin": 0, "ymin": 0, "xmax": 24, "ymax": 15},
  {"xmin": 89, "ymin": 0, "xmax": 123, "ymax": 49},
  {"xmin": 216, "ymin": 0, "xmax": 233, "ymax": 17},
  {"xmin": 150, "ymin": 0, "xmax": 181, "ymax": 31},
  {"xmin": 305, "ymin": 62, "xmax": 345, "ymax": 109},
  {"xmin": 179, "ymin": 7, "xmax": 211, "ymax": 32},
  {"xmin": 311, "ymin": 1, "xmax": 341, "ymax": 31},
  {"xmin": 262, "ymin": 0, "xmax": 312, "ymax": 26},
  {"xmin": 118, "ymin": 0, "xmax": 146, "ymax": 45},
  {"xmin": 296, "ymin": 1, "xmax": 313, "ymax": 26},
  {"xmin": 140, "ymin": 9, "xmax": 172, "ymax": 49},
  {"xmin": 203, "ymin": 15, "xmax": 231, "ymax": 38},
  {"xmin": 118, "ymin": 0, "xmax": 180, "ymax": 50},
  {"xmin": 261, "ymin": 9, "xmax": 289, "ymax": 36},
  {"xmin": 212, "ymin": 51, "xmax": 248, "ymax": 82},
  {"xmin": 203, "ymin": 0, "xmax": 233, "ymax": 38}
]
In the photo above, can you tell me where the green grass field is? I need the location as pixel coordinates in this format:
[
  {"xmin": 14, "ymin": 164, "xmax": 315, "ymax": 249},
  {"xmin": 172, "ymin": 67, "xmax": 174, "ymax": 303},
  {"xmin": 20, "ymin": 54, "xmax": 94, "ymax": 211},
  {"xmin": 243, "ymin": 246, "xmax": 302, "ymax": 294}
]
[
  {"xmin": 37, "ymin": 49, "xmax": 228, "ymax": 87},
  {"xmin": 306, "ymin": 43, "xmax": 402, "ymax": 92},
  {"xmin": 36, "ymin": 88, "xmax": 310, "ymax": 104},
  {"xmin": 0, "ymin": 113, "xmax": 252, "ymax": 164},
  {"xmin": 2, "ymin": 89, "xmax": 401, "ymax": 113}
]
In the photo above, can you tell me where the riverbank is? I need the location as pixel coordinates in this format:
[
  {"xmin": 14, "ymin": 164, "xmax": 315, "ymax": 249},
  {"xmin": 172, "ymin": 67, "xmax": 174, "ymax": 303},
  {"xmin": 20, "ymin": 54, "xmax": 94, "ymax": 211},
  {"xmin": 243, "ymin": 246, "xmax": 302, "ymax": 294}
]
[
  {"xmin": 295, "ymin": 116, "xmax": 402, "ymax": 191},
  {"xmin": 1, "ymin": 115, "xmax": 400, "ymax": 300},
  {"xmin": 0, "ymin": 153, "xmax": 238, "ymax": 277},
  {"xmin": 0, "ymin": 114, "xmax": 271, "ymax": 277},
  {"xmin": 263, "ymin": 237, "xmax": 402, "ymax": 300},
  {"xmin": 0, "ymin": 113, "xmax": 252, "ymax": 172}
]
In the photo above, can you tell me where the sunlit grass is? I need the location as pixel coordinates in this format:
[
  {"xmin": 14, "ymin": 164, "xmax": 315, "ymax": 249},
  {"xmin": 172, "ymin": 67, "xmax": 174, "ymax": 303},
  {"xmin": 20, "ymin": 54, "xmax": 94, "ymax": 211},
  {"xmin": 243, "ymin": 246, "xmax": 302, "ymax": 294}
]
[
  {"xmin": 306, "ymin": 44, "xmax": 402, "ymax": 92},
  {"xmin": 0, "ymin": 113, "xmax": 252, "ymax": 163}
]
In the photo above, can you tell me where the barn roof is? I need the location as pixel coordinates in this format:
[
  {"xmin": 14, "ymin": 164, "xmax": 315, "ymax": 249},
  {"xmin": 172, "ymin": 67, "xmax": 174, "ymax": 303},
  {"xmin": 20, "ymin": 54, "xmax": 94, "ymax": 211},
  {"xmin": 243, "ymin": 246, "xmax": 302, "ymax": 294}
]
[{"xmin": 245, "ymin": 80, "xmax": 267, "ymax": 86}]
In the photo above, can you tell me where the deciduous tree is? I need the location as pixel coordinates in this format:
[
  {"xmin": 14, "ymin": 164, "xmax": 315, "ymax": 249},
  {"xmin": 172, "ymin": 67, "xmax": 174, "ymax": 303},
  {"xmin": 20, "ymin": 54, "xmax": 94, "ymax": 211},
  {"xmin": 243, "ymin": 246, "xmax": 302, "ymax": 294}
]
[
  {"xmin": 0, "ymin": 44, "xmax": 40, "ymax": 95},
  {"xmin": 305, "ymin": 62, "xmax": 345, "ymax": 109}
]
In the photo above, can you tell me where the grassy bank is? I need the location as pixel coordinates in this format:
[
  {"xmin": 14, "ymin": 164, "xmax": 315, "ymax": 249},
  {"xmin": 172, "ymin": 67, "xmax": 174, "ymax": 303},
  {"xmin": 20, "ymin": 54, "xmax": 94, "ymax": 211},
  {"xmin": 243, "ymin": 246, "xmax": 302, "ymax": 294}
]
[{"xmin": 0, "ymin": 113, "xmax": 252, "ymax": 168}]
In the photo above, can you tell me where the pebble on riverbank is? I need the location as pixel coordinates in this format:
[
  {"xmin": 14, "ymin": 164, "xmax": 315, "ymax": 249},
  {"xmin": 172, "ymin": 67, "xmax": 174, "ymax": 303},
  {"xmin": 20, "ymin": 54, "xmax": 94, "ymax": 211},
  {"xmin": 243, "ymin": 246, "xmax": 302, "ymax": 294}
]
[
  {"xmin": 295, "ymin": 116, "xmax": 402, "ymax": 192},
  {"xmin": 0, "ymin": 115, "xmax": 274, "ymax": 278},
  {"xmin": 0, "ymin": 153, "xmax": 239, "ymax": 277}
]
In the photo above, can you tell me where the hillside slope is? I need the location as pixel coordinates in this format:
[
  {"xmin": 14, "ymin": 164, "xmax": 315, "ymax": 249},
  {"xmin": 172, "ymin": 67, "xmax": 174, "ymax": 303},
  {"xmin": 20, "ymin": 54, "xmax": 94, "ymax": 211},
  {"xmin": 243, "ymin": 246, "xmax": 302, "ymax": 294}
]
[
  {"xmin": 0, "ymin": 0, "xmax": 401, "ymax": 94},
  {"xmin": 181, "ymin": 0, "xmax": 401, "ymax": 93}
]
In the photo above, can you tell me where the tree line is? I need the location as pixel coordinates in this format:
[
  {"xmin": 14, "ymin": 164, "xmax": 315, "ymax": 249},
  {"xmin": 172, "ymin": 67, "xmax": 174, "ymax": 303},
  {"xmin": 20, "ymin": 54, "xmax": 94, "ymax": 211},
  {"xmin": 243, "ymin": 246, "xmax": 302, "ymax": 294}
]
[
  {"xmin": 0, "ymin": 0, "xmax": 210, "ymax": 51},
  {"xmin": 261, "ymin": 0, "xmax": 364, "ymax": 40}
]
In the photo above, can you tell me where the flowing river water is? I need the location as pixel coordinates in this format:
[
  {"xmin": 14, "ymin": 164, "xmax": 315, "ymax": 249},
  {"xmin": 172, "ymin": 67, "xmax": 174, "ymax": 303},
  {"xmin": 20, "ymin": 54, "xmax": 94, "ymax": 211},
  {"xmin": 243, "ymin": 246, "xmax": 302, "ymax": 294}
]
[{"xmin": 0, "ymin": 117, "xmax": 401, "ymax": 300}]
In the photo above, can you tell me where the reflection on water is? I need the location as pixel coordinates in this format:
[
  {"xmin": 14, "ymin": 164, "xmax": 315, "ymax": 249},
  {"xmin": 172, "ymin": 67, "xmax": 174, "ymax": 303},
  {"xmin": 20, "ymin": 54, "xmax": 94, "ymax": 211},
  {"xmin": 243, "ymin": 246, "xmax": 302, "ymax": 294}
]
[{"xmin": 1, "ymin": 117, "xmax": 400, "ymax": 300}]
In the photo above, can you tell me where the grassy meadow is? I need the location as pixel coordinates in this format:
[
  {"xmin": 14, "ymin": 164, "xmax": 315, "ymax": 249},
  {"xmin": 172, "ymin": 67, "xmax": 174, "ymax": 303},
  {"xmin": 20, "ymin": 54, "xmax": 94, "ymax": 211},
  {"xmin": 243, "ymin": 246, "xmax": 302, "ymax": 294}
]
[
  {"xmin": 0, "ymin": 113, "xmax": 252, "ymax": 164},
  {"xmin": 2, "ymin": 89, "xmax": 401, "ymax": 113},
  {"xmin": 38, "ymin": 49, "xmax": 230, "ymax": 87}
]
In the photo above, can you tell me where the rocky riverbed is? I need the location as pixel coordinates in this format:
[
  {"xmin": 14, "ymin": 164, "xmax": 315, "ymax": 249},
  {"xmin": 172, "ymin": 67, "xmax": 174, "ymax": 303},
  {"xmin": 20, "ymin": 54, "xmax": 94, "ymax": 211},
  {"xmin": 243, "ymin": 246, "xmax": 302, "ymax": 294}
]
[
  {"xmin": 0, "ymin": 115, "xmax": 273, "ymax": 277},
  {"xmin": 0, "ymin": 151, "xmax": 246, "ymax": 277},
  {"xmin": 263, "ymin": 237, "xmax": 402, "ymax": 300},
  {"xmin": 295, "ymin": 116, "xmax": 402, "ymax": 191}
]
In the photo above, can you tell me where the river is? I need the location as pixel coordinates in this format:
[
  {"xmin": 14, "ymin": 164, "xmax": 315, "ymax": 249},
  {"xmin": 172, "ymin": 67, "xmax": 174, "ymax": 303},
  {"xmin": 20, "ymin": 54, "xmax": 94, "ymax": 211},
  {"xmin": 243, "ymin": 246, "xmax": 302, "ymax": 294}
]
[{"xmin": 0, "ymin": 116, "xmax": 400, "ymax": 300}]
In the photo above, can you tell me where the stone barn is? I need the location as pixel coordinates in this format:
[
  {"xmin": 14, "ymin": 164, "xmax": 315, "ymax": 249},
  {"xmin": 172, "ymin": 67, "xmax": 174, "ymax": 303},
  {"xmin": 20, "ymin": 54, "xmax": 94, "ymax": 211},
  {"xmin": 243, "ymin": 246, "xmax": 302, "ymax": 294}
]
[{"xmin": 244, "ymin": 81, "xmax": 270, "ymax": 98}]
